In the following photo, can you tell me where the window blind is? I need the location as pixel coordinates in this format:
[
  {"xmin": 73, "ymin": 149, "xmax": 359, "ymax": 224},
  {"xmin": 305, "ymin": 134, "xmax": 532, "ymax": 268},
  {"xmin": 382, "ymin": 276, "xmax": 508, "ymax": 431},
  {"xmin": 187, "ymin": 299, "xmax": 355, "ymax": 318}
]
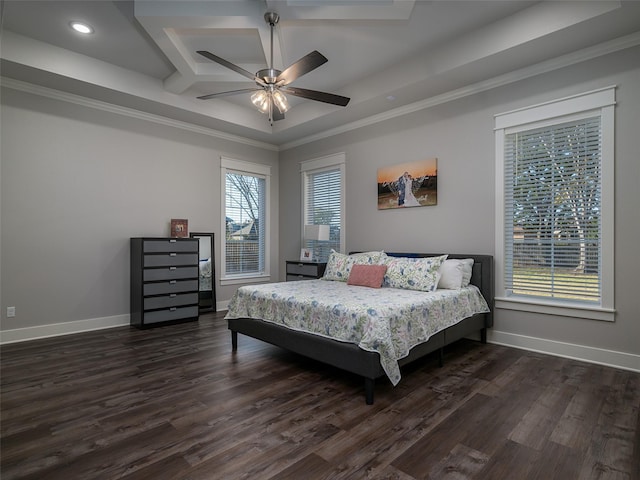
[
  {"xmin": 303, "ymin": 167, "xmax": 342, "ymax": 261},
  {"xmin": 224, "ymin": 171, "xmax": 266, "ymax": 275},
  {"xmin": 504, "ymin": 116, "xmax": 602, "ymax": 303}
]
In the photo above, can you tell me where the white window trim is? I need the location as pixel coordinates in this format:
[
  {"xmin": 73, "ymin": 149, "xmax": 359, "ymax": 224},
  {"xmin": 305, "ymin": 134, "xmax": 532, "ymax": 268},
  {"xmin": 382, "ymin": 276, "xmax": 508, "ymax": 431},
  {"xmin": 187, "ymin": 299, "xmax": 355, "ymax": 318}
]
[
  {"xmin": 494, "ymin": 86, "xmax": 615, "ymax": 321},
  {"xmin": 300, "ymin": 152, "xmax": 346, "ymax": 254},
  {"xmin": 220, "ymin": 156, "xmax": 271, "ymax": 285}
]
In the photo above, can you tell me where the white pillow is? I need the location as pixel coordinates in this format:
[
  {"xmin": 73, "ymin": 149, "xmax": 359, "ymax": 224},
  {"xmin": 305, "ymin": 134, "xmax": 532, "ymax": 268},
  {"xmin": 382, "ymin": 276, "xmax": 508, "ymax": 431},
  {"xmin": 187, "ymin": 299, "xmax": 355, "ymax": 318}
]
[
  {"xmin": 438, "ymin": 258, "xmax": 474, "ymax": 289},
  {"xmin": 460, "ymin": 258, "xmax": 474, "ymax": 287}
]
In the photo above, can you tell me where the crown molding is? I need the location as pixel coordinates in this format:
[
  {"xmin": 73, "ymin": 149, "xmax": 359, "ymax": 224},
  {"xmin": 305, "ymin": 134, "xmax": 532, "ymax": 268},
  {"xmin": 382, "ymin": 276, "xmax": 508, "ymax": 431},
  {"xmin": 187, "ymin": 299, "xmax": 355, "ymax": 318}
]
[
  {"xmin": 280, "ymin": 30, "xmax": 640, "ymax": 151},
  {"xmin": 0, "ymin": 77, "xmax": 279, "ymax": 152},
  {"xmin": 2, "ymin": 31, "xmax": 638, "ymax": 153}
]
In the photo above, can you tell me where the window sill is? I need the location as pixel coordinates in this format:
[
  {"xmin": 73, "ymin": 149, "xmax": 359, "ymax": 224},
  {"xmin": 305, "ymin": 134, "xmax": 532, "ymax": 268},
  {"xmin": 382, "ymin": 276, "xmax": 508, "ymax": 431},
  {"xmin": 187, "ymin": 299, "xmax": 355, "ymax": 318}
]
[
  {"xmin": 220, "ymin": 274, "xmax": 272, "ymax": 286},
  {"xmin": 495, "ymin": 297, "xmax": 615, "ymax": 322}
]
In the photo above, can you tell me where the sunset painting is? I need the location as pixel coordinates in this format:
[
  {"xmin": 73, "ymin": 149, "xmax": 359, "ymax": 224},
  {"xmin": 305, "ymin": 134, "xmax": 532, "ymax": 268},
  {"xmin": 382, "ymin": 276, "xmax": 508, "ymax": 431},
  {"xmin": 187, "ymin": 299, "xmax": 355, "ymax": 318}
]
[{"xmin": 377, "ymin": 158, "xmax": 438, "ymax": 210}]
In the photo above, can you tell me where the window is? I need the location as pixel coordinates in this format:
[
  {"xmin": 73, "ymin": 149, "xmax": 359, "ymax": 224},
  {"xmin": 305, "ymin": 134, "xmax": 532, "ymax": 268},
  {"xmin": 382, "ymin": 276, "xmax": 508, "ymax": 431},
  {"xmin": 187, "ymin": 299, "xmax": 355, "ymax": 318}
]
[
  {"xmin": 221, "ymin": 157, "xmax": 270, "ymax": 283},
  {"xmin": 495, "ymin": 87, "xmax": 615, "ymax": 321},
  {"xmin": 301, "ymin": 153, "xmax": 345, "ymax": 261}
]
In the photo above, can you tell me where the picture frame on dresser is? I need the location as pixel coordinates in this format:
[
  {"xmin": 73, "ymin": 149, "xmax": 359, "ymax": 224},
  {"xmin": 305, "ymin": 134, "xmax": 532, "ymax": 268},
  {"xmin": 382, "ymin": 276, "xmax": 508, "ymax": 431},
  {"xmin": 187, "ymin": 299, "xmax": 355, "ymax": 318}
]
[{"xmin": 170, "ymin": 218, "xmax": 189, "ymax": 238}]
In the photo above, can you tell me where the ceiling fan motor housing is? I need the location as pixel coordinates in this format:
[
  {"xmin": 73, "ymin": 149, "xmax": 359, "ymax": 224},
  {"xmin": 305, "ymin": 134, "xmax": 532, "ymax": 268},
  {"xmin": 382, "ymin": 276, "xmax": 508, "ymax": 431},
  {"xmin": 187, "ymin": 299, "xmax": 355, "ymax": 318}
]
[
  {"xmin": 264, "ymin": 12, "xmax": 280, "ymax": 26},
  {"xmin": 256, "ymin": 68, "xmax": 282, "ymax": 85}
]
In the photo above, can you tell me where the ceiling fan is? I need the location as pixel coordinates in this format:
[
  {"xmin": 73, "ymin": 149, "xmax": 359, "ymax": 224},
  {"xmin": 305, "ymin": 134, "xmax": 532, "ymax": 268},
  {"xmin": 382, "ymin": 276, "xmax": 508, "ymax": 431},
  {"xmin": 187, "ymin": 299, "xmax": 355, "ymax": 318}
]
[{"xmin": 196, "ymin": 12, "xmax": 350, "ymax": 125}]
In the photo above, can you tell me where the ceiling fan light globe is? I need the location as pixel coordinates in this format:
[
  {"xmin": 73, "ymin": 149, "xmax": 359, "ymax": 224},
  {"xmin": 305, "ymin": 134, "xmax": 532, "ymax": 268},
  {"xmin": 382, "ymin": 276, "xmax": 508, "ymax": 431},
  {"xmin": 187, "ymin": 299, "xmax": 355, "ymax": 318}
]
[
  {"xmin": 258, "ymin": 99, "xmax": 270, "ymax": 114},
  {"xmin": 251, "ymin": 90, "xmax": 268, "ymax": 108},
  {"xmin": 272, "ymin": 90, "xmax": 290, "ymax": 113},
  {"xmin": 251, "ymin": 91, "xmax": 271, "ymax": 114}
]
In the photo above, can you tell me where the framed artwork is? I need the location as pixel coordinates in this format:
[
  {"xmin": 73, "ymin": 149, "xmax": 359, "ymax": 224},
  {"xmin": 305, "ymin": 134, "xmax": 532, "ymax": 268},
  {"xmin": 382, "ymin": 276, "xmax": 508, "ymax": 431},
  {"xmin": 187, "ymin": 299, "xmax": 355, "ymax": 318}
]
[
  {"xmin": 171, "ymin": 218, "xmax": 189, "ymax": 237},
  {"xmin": 300, "ymin": 248, "xmax": 313, "ymax": 262},
  {"xmin": 377, "ymin": 158, "xmax": 438, "ymax": 210}
]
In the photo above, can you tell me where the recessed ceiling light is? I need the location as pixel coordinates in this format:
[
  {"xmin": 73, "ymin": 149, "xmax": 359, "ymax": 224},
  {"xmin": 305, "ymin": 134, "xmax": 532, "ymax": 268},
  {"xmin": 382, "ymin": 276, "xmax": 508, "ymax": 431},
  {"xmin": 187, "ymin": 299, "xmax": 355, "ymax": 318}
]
[{"xmin": 70, "ymin": 21, "xmax": 94, "ymax": 34}]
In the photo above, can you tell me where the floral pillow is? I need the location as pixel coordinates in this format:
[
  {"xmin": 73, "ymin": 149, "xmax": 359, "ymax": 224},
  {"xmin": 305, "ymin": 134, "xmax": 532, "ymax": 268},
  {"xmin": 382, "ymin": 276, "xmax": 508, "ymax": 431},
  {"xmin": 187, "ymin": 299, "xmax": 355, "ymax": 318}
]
[
  {"xmin": 323, "ymin": 250, "xmax": 386, "ymax": 282},
  {"xmin": 382, "ymin": 255, "xmax": 448, "ymax": 292}
]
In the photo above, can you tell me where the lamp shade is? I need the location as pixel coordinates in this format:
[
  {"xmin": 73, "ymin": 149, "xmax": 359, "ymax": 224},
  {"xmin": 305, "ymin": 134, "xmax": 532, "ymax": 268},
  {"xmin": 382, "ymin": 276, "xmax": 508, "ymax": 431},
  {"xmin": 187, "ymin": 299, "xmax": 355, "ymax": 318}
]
[{"xmin": 304, "ymin": 224, "xmax": 330, "ymax": 241}]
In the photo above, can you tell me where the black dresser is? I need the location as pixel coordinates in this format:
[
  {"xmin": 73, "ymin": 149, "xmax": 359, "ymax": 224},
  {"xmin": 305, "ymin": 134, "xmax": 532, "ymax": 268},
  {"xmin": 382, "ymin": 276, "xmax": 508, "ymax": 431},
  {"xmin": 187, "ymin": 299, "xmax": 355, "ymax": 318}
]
[{"xmin": 130, "ymin": 237, "xmax": 200, "ymax": 328}]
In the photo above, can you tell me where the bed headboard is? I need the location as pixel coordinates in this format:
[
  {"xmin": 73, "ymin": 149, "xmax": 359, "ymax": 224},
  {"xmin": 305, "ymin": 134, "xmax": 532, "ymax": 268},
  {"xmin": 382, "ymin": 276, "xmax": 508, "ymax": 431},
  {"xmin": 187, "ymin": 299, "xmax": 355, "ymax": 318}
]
[{"xmin": 351, "ymin": 252, "xmax": 494, "ymax": 327}]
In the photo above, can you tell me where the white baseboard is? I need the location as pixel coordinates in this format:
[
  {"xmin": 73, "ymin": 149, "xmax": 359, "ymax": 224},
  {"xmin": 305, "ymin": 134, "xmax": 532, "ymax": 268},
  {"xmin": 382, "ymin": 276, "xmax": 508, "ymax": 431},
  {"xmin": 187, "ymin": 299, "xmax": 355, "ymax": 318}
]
[
  {"xmin": 0, "ymin": 314, "xmax": 130, "ymax": 344},
  {"xmin": 487, "ymin": 330, "xmax": 640, "ymax": 373},
  {"xmin": 3, "ymin": 316, "xmax": 638, "ymax": 374}
]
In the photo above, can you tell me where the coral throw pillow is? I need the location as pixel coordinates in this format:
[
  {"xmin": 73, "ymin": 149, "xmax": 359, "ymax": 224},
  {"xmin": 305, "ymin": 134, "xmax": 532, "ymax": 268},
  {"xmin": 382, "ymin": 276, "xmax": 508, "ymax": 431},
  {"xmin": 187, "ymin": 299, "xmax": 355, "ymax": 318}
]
[{"xmin": 347, "ymin": 264, "xmax": 388, "ymax": 288}]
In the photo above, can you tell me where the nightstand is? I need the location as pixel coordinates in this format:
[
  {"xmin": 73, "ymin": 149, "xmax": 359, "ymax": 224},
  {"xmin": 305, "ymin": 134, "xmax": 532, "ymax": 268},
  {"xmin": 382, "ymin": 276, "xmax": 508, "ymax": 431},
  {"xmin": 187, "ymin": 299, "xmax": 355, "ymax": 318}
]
[{"xmin": 286, "ymin": 261, "xmax": 327, "ymax": 281}]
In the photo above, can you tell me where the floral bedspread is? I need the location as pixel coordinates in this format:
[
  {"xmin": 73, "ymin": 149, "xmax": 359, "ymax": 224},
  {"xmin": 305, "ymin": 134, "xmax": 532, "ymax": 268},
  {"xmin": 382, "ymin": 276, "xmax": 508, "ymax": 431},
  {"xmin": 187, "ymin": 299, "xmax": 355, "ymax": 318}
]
[{"xmin": 225, "ymin": 280, "xmax": 490, "ymax": 385}]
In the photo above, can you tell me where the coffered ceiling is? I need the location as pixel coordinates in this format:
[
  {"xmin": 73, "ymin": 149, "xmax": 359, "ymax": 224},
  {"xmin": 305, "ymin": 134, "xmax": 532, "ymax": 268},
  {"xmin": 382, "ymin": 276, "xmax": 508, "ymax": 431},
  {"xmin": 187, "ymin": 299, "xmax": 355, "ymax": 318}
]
[{"xmin": 2, "ymin": 1, "xmax": 639, "ymax": 148}]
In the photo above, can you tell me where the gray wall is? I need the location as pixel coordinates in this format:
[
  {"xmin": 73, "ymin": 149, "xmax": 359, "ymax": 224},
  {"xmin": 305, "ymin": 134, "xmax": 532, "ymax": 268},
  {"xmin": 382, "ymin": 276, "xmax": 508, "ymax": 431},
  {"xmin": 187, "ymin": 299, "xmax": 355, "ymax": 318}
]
[
  {"xmin": 1, "ymin": 45, "xmax": 638, "ymax": 367},
  {"xmin": 0, "ymin": 88, "xmax": 279, "ymax": 332},
  {"xmin": 279, "ymin": 46, "xmax": 640, "ymax": 359}
]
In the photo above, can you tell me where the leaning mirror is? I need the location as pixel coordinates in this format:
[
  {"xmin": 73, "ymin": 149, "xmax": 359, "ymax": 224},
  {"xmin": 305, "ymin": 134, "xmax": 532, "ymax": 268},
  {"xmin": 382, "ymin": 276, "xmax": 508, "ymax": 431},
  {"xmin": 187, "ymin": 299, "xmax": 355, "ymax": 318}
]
[{"xmin": 189, "ymin": 232, "xmax": 216, "ymax": 312}]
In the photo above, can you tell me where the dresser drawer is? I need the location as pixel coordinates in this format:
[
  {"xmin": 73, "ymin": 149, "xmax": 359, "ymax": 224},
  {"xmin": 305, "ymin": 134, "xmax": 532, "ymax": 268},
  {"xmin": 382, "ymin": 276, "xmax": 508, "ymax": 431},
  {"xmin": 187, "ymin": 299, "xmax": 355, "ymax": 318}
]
[
  {"xmin": 144, "ymin": 253, "xmax": 199, "ymax": 267},
  {"xmin": 144, "ymin": 293, "xmax": 198, "ymax": 310},
  {"xmin": 143, "ymin": 279, "xmax": 198, "ymax": 296},
  {"xmin": 143, "ymin": 266, "xmax": 198, "ymax": 282},
  {"xmin": 143, "ymin": 239, "xmax": 198, "ymax": 253},
  {"xmin": 287, "ymin": 262, "xmax": 322, "ymax": 277},
  {"xmin": 143, "ymin": 305, "xmax": 199, "ymax": 324}
]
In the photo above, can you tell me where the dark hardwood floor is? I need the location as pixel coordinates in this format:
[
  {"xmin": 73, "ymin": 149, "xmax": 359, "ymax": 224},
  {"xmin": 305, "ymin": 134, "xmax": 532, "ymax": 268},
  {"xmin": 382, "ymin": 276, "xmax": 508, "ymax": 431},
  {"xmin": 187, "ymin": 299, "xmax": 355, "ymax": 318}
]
[{"xmin": 1, "ymin": 311, "xmax": 639, "ymax": 479}]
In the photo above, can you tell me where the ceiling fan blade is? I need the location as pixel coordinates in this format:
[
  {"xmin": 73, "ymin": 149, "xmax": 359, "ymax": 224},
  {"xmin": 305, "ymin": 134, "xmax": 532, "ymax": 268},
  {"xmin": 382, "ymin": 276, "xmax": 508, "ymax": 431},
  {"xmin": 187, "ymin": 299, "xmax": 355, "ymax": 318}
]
[
  {"xmin": 197, "ymin": 50, "xmax": 265, "ymax": 86},
  {"xmin": 281, "ymin": 86, "xmax": 350, "ymax": 107},
  {"xmin": 197, "ymin": 88, "xmax": 261, "ymax": 100},
  {"xmin": 276, "ymin": 50, "xmax": 328, "ymax": 86}
]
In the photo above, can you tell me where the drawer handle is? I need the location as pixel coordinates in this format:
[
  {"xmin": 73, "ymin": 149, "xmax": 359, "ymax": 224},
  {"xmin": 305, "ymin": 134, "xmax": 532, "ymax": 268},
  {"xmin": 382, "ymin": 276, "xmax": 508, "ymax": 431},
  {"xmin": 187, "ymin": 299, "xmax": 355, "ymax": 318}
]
[
  {"xmin": 169, "ymin": 253, "xmax": 177, "ymax": 257},
  {"xmin": 169, "ymin": 266, "xmax": 177, "ymax": 270},
  {"xmin": 170, "ymin": 239, "xmax": 177, "ymax": 243},
  {"xmin": 170, "ymin": 294, "xmax": 177, "ymax": 297},
  {"xmin": 170, "ymin": 307, "xmax": 177, "ymax": 311},
  {"xmin": 170, "ymin": 280, "xmax": 177, "ymax": 284}
]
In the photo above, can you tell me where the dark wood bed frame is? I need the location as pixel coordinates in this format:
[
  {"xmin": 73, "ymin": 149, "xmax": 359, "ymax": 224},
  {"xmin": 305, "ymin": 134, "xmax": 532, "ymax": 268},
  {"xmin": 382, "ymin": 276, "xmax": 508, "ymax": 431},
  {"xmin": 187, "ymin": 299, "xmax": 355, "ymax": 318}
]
[{"xmin": 228, "ymin": 253, "xmax": 494, "ymax": 404}]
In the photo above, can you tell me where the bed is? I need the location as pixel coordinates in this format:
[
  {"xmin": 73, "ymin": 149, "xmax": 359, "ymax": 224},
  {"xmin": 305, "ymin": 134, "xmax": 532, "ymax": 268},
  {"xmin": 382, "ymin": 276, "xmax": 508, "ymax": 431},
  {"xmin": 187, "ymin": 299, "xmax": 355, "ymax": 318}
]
[{"xmin": 225, "ymin": 252, "xmax": 493, "ymax": 404}]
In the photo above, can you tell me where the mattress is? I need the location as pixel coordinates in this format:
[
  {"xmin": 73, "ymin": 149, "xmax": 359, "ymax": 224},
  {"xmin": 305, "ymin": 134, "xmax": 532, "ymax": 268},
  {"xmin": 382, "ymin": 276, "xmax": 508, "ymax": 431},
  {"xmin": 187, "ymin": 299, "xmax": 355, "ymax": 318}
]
[{"xmin": 225, "ymin": 279, "xmax": 490, "ymax": 384}]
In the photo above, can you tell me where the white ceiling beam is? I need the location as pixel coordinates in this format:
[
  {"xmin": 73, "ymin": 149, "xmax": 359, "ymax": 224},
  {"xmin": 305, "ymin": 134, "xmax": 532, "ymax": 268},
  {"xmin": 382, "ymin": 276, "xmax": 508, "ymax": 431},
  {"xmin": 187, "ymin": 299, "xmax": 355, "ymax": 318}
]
[
  {"xmin": 265, "ymin": 0, "xmax": 415, "ymax": 20},
  {"xmin": 0, "ymin": 31, "xmax": 272, "ymax": 134}
]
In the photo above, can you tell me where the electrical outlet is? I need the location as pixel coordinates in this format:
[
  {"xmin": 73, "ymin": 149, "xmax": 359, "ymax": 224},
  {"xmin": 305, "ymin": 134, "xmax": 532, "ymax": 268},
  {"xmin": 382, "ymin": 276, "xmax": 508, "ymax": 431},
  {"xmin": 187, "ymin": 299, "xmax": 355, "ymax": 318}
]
[{"xmin": 7, "ymin": 306, "xmax": 16, "ymax": 318}]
